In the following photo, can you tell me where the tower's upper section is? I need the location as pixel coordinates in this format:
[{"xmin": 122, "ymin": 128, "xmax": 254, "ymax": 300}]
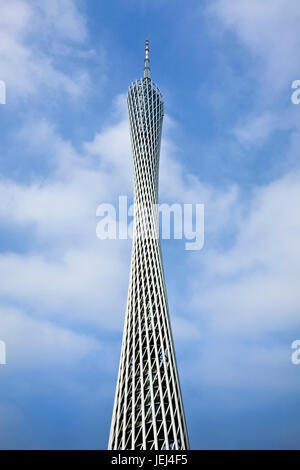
[
  {"xmin": 127, "ymin": 41, "xmax": 164, "ymax": 205},
  {"xmin": 127, "ymin": 40, "xmax": 164, "ymax": 118},
  {"xmin": 127, "ymin": 41, "xmax": 164, "ymax": 143}
]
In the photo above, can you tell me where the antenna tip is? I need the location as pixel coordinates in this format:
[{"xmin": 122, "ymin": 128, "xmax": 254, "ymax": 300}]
[{"xmin": 145, "ymin": 39, "xmax": 149, "ymax": 60}]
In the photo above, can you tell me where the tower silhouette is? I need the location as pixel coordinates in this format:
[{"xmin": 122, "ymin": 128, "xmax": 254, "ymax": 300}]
[{"xmin": 108, "ymin": 41, "xmax": 189, "ymax": 451}]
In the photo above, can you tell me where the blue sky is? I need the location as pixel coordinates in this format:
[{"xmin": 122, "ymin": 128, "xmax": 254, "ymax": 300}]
[{"xmin": 0, "ymin": 0, "xmax": 300, "ymax": 449}]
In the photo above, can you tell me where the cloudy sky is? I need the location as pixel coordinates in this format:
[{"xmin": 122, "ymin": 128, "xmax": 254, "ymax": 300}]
[{"xmin": 0, "ymin": 0, "xmax": 300, "ymax": 449}]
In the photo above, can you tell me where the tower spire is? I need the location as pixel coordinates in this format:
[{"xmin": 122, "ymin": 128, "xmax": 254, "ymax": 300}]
[{"xmin": 144, "ymin": 39, "xmax": 150, "ymax": 79}]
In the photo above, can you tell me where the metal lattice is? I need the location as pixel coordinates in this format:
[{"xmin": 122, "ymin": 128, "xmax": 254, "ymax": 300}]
[{"xmin": 108, "ymin": 43, "xmax": 189, "ymax": 451}]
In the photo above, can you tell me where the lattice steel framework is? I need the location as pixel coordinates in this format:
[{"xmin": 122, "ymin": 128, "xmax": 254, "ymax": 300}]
[{"xmin": 108, "ymin": 41, "xmax": 189, "ymax": 451}]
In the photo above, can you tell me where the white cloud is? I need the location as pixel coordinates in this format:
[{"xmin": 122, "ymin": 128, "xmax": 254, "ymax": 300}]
[
  {"xmin": 0, "ymin": 306, "xmax": 100, "ymax": 368},
  {"xmin": 0, "ymin": 245, "xmax": 129, "ymax": 326},
  {"xmin": 0, "ymin": 0, "xmax": 92, "ymax": 97},
  {"xmin": 191, "ymin": 170, "xmax": 300, "ymax": 333},
  {"xmin": 172, "ymin": 316, "xmax": 202, "ymax": 342},
  {"xmin": 233, "ymin": 111, "xmax": 283, "ymax": 146},
  {"xmin": 210, "ymin": 0, "xmax": 300, "ymax": 91},
  {"xmin": 36, "ymin": 0, "xmax": 87, "ymax": 43},
  {"xmin": 232, "ymin": 107, "xmax": 300, "ymax": 149},
  {"xmin": 84, "ymin": 105, "xmax": 132, "ymax": 189},
  {"xmin": 183, "ymin": 339, "xmax": 297, "ymax": 392},
  {"xmin": 0, "ymin": 110, "xmax": 133, "ymax": 328},
  {"xmin": 0, "ymin": 114, "xmax": 130, "ymax": 244}
]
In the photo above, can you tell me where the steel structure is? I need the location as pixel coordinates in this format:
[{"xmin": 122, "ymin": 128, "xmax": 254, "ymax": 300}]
[{"xmin": 108, "ymin": 41, "xmax": 189, "ymax": 451}]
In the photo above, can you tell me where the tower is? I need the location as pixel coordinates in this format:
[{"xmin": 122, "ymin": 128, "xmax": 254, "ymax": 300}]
[{"xmin": 108, "ymin": 41, "xmax": 189, "ymax": 451}]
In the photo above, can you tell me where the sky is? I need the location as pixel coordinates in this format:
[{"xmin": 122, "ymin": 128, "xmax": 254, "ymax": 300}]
[{"xmin": 0, "ymin": 0, "xmax": 300, "ymax": 450}]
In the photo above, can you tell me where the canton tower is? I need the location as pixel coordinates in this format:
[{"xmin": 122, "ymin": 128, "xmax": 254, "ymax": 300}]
[{"xmin": 108, "ymin": 41, "xmax": 189, "ymax": 451}]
